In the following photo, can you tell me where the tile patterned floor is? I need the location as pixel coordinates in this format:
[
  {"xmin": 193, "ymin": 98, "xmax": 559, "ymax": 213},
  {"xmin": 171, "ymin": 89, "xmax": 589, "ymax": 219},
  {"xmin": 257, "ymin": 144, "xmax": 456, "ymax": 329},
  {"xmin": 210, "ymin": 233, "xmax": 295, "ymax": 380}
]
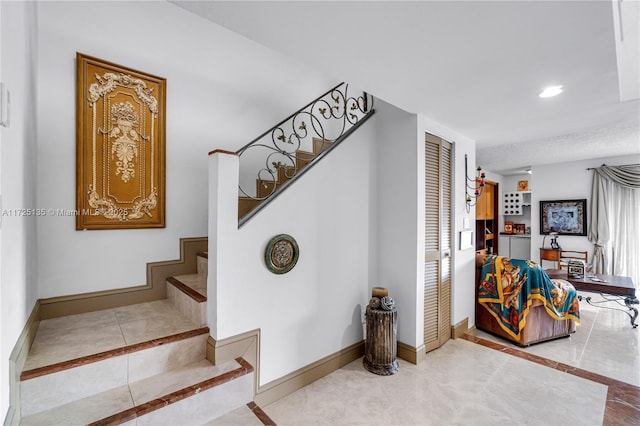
[
  {"xmin": 21, "ymin": 293, "xmax": 640, "ymax": 425},
  {"xmin": 472, "ymin": 291, "xmax": 640, "ymax": 387},
  {"xmin": 460, "ymin": 334, "xmax": 640, "ymax": 425},
  {"xmin": 264, "ymin": 339, "xmax": 608, "ymax": 425},
  {"xmin": 261, "ymin": 294, "xmax": 640, "ymax": 425}
]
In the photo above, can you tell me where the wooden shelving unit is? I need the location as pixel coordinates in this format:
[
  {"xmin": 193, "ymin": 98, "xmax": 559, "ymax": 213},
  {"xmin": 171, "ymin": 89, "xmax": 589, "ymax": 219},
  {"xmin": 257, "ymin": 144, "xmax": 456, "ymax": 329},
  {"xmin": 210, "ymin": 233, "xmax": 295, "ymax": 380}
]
[{"xmin": 475, "ymin": 180, "xmax": 499, "ymax": 254}]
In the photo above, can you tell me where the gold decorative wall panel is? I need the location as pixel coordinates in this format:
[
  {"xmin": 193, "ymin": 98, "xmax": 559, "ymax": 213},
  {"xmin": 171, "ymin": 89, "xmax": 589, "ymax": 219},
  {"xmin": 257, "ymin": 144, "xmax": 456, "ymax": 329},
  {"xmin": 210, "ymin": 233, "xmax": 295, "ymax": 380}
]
[{"xmin": 76, "ymin": 53, "xmax": 165, "ymax": 230}]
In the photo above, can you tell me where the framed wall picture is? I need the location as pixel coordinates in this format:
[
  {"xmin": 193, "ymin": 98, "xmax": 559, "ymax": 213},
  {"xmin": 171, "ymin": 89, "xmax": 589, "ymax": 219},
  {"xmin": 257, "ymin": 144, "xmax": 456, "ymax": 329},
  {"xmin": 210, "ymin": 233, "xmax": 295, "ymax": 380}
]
[
  {"xmin": 539, "ymin": 199, "xmax": 587, "ymax": 236},
  {"xmin": 517, "ymin": 180, "xmax": 529, "ymax": 191},
  {"xmin": 76, "ymin": 53, "xmax": 166, "ymax": 230}
]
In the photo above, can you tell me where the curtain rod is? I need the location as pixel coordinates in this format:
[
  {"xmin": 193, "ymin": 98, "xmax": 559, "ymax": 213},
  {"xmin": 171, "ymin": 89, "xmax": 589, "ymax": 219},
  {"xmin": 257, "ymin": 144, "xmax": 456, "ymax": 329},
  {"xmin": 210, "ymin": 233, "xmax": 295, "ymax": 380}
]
[{"xmin": 586, "ymin": 163, "xmax": 640, "ymax": 170}]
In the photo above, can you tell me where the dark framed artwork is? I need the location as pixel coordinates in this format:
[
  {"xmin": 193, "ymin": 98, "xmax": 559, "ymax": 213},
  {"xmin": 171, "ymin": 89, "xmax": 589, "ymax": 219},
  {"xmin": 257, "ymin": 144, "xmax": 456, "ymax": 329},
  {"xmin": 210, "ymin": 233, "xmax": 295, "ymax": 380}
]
[
  {"xmin": 76, "ymin": 53, "xmax": 166, "ymax": 230},
  {"xmin": 539, "ymin": 199, "xmax": 587, "ymax": 236}
]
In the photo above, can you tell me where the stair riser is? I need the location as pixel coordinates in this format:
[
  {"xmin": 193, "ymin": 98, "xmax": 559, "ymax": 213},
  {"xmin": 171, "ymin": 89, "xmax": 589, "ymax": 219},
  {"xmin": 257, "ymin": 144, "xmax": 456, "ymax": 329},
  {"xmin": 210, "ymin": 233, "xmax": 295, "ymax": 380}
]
[
  {"xmin": 20, "ymin": 334, "xmax": 207, "ymax": 417},
  {"xmin": 136, "ymin": 373, "xmax": 254, "ymax": 425},
  {"xmin": 129, "ymin": 334, "xmax": 208, "ymax": 382},
  {"xmin": 313, "ymin": 138, "xmax": 331, "ymax": 154},
  {"xmin": 296, "ymin": 156, "xmax": 311, "ymax": 170},
  {"xmin": 277, "ymin": 165, "xmax": 295, "ymax": 183},
  {"xmin": 197, "ymin": 254, "xmax": 208, "ymax": 277},
  {"xmin": 238, "ymin": 197, "xmax": 261, "ymax": 219},
  {"xmin": 21, "ymin": 357, "xmax": 127, "ymax": 417},
  {"xmin": 238, "ymin": 138, "xmax": 332, "ymax": 221},
  {"xmin": 167, "ymin": 281, "xmax": 207, "ymax": 327},
  {"xmin": 20, "ymin": 384, "xmax": 134, "ymax": 426},
  {"xmin": 256, "ymin": 180, "xmax": 278, "ymax": 199}
]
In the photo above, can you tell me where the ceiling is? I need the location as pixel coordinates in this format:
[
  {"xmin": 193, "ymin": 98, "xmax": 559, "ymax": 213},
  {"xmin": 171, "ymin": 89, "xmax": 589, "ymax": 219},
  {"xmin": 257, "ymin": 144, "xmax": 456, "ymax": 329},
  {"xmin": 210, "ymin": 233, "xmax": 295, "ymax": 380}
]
[{"xmin": 173, "ymin": 0, "xmax": 640, "ymax": 175}]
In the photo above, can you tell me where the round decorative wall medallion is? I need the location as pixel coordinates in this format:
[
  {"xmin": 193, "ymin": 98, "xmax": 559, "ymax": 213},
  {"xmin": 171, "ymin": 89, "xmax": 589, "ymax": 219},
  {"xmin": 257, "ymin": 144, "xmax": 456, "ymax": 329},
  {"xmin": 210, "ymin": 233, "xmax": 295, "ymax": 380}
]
[{"xmin": 265, "ymin": 234, "xmax": 299, "ymax": 274}]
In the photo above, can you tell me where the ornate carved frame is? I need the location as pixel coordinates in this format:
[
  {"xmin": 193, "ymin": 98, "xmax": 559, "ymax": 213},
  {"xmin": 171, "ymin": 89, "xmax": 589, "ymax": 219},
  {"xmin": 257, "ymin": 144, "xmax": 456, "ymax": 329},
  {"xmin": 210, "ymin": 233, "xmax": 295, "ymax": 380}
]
[{"xmin": 76, "ymin": 53, "xmax": 165, "ymax": 230}]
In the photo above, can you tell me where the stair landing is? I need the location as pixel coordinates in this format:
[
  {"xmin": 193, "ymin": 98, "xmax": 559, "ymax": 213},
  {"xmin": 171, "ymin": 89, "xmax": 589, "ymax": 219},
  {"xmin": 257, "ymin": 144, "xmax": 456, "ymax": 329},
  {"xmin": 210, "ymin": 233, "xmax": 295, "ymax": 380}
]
[
  {"xmin": 18, "ymin": 299, "xmax": 268, "ymax": 425},
  {"xmin": 23, "ymin": 300, "xmax": 202, "ymax": 374}
]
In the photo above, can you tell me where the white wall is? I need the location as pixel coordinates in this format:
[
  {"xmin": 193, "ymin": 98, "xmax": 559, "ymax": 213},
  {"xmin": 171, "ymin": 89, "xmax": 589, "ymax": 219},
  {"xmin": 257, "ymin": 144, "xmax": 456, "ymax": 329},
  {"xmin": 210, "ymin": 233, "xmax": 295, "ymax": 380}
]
[
  {"xmin": 375, "ymin": 100, "xmax": 421, "ymax": 347},
  {"xmin": 373, "ymin": 98, "xmax": 480, "ymax": 347},
  {"xmin": 36, "ymin": 1, "xmax": 335, "ymax": 297},
  {"xmin": 501, "ymin": 173, "xmax": 530, "ymax": 194},
  {"xmin": 210, "ymin": 117, "xmax": 376, "ymax": 386},
  {"xmin": 528, "ymin": 154, "xmax": 640, "ymax": 261},
  {"xmin": 0, "ymin": 0, "xmax": 39, "ymax": 419}
]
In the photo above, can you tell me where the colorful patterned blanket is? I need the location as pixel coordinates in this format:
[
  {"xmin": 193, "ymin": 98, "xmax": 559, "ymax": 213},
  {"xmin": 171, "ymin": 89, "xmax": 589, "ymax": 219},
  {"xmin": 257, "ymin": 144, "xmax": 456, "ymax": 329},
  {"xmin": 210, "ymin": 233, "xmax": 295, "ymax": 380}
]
[{"xmin": 478, "ymin": 255, "xmax": 580, "ymax": 341}]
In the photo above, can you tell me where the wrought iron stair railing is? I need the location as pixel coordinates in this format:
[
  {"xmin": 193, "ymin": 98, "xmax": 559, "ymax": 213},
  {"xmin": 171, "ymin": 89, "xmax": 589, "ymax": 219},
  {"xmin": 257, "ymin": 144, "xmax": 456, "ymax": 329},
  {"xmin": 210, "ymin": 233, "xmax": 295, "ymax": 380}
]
[{"xmin": 236, "ymin": 83, "xmax": 375, "ymax": 226}]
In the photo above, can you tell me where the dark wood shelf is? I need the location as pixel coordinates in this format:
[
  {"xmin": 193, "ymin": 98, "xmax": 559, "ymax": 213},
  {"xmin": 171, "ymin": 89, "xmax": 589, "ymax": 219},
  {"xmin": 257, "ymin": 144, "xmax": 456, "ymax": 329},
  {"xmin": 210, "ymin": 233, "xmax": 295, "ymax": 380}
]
[{"xmin": 476, "ymin": 180, "xmax": 498, "ymax": 254}]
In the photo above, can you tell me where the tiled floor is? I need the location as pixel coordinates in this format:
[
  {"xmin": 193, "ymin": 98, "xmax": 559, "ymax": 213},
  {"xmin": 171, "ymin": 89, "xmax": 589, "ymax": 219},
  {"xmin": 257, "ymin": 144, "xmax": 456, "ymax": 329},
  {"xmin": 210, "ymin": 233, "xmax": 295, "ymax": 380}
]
[
  {"xmin": 264, "ymin": 339, "xmax": 608, "ymax": 425},
  {"xmin": 21, "ymin": 293, "xmax": 640, "ymax": 425},
  {"xmin": 261, "ymin": 293, "xmax": 640, "ymax": 425},
  {"xmin": 473, "ymin": 291, "xmax": 640, "ymax": 387}
]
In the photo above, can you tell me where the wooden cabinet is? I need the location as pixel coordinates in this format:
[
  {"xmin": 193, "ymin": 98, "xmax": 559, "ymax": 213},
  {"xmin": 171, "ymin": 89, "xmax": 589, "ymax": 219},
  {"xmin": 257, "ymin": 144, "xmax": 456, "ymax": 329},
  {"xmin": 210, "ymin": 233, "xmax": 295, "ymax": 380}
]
[
  {"xmin": 475, "ymin": 180, "xmax": 498, "ymax": 253},
  {"xmin": 539, "ymin": 248, "xmax": 561, "ymax": 269},
  {"xmin": 476, "ymin": 180, "xmax": 495, "ymax": 220}
]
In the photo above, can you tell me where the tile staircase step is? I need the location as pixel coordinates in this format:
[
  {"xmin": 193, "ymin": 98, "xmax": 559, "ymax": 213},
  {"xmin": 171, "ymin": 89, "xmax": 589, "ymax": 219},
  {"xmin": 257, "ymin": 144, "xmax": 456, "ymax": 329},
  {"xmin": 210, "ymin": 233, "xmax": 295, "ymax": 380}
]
[
  {"xmin": 20, "ymin": 353, "xmax": 129, "ymax": 419},
  {"xmin": 167, "ymin": 275, "xmax": 207, "ymax": 327},
  {"xmin": 238, "ymin": 196, "xmax": 261, "ymax": 219},
  {"xmin": 237, "ymin": 137, "xmax": 335, "ymax": 221},
  {"xmin": 20, "ymin": 328, "xmax": 210, "ymax": 417},
  {"xmin": 276, "ymin": 164, "xmax": 296, "ymax": 183},
  {"xmin": 256, "ymin": 179, "xmax": 278, "ymax": 199},
  {"xmin": 197, "ymin": 251, "xmax": 208, "ymax": 276},
  {"xmin": 19, "ymin": 246, "xmax": 263, "ymax": 425},
  {"xmin": 295, "ymin": 152, "xmax": 313, "ymax": 170},
  {"xmin": 19, "ymin": 300, "xmax": 209, "ymax": 418},
  {"xmin": 203, "ymin": 403, "xmax": 266, "ymax": 425},
  {"xmin": 20, "ymin": 358, "xmax": 254, "ymax": 425},
  {"xmin": 167, "ymin": 275, "xmax": 207, "ymax": 301},
  {"xmin": 167, "ymin": 249, "xmax": 208, "ymax": 326},
  {"xmin": 20, "ymin": 384, "xmax": 134, "ymax": 426},
  {"xmin": 21, "ymin": 300, "xmax": 206, "ymax": 374},
  {"xmin": 256, "ymin": 163, "xmax": 300, "ymax": 199},
  {"xmin": 295, "ymin": 150, "xmax": 315, "ymax": 161},
  {"xmin": 238, "ymin": 138, "xmax": 334, "ymax": 221},
  {"xmin": 312, "ymin": 138, "xmax": 332, "ymax": 154},
  {"xmin": 126, "ymin": 358, "xmax": 253, "ymax": 426}
]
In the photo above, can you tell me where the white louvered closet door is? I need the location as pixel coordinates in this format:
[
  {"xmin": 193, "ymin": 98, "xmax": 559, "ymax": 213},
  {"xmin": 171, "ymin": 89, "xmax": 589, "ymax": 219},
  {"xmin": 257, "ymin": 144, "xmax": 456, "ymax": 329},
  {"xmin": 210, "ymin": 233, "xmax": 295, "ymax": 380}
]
[{"xmin": 424, "ymin": 133, "xmax": 453, "ymax": 353}]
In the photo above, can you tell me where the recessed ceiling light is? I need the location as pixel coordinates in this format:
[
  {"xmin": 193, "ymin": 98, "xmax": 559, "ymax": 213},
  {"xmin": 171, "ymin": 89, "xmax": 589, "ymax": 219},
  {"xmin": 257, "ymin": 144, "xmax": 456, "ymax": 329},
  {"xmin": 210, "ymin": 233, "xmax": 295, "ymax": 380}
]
[{"xmin": 538, "ymin": 85, "xmax": 563, "ymax": 98}]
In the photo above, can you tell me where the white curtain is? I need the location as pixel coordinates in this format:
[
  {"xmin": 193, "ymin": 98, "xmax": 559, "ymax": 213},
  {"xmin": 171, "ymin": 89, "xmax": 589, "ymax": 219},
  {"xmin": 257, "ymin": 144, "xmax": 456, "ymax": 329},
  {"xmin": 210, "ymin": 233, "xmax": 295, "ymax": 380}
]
[{"xmin": 588, "ymin": 165, "xmax": 640, "ymax": 288}]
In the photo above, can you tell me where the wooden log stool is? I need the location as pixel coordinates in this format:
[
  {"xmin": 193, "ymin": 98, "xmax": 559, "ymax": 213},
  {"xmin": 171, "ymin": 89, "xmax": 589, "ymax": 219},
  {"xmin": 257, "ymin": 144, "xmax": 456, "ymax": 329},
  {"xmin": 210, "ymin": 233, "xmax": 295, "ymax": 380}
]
[{"xmin": 363, "ymin": 287, "xmax": 399, "ymax": 375}]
